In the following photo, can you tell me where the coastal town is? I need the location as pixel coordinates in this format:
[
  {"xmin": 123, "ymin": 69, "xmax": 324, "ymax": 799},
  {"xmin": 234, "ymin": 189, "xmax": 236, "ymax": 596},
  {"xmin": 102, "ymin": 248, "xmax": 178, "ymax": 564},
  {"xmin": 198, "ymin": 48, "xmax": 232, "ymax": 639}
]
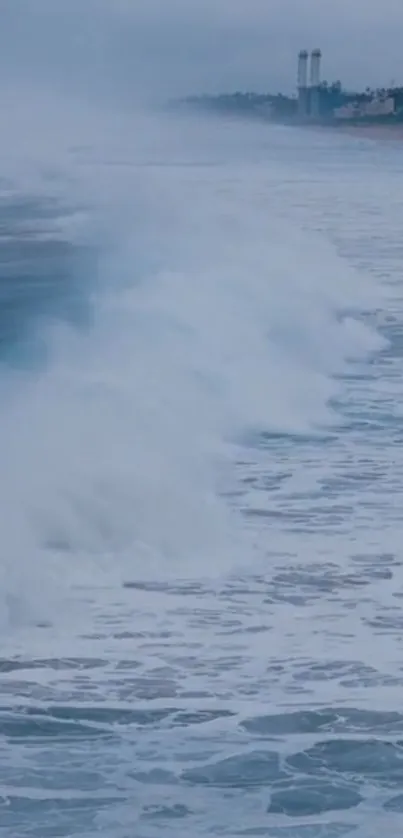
[{"xmin": 182, "ymin": 49, "xmax": 403, "ymax": 129}]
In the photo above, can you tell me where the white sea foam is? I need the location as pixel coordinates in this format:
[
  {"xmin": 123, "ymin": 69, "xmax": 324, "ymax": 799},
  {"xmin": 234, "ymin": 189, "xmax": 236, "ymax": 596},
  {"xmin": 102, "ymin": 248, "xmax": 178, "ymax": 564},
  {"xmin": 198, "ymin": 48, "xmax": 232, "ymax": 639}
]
[{"xmin": 0, "ymin": 101, "xmax": 386, "ymax": 635}]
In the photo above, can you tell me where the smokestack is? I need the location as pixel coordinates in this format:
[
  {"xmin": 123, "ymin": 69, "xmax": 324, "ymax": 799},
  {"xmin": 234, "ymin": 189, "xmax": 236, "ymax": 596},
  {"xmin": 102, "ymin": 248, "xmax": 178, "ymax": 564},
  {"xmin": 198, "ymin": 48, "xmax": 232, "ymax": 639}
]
[
  {"xmin": 297, "ymin": 50, "xmax": 309, "ymax": 118},
  {"xmin": 309, "ymin": 48, "xmax": 322, "ymax": 119}
]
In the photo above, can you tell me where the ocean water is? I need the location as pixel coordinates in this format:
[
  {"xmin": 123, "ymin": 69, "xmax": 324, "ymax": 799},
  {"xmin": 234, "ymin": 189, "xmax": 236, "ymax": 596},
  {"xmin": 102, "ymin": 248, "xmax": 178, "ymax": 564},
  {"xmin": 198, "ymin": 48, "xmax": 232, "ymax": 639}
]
[{"xmin": 1, "ymin": 103, "xmax": 403, "ymax": 837}]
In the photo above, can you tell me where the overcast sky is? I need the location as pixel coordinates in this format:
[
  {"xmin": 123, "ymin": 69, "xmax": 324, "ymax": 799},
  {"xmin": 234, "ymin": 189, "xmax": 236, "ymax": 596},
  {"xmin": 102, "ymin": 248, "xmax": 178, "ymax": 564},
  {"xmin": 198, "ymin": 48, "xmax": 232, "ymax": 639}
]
[{"xmin": 0, "ymin": 0, "xmax": 402, "ymax": 104}]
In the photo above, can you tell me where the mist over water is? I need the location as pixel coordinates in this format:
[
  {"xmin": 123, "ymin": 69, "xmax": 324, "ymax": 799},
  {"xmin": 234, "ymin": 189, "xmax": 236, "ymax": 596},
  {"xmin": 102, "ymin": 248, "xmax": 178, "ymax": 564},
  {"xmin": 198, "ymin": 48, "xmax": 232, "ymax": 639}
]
[{"xmin": 1, "ymin": 78, "xmax": 403, "ymax": 835}]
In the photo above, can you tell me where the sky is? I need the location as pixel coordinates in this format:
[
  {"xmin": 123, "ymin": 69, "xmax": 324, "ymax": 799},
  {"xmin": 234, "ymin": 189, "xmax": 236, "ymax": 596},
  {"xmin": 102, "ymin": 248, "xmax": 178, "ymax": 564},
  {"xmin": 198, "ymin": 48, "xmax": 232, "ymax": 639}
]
[{"xmin": 0, "ymin": 0, "xmax": 402, "ymax": 104}]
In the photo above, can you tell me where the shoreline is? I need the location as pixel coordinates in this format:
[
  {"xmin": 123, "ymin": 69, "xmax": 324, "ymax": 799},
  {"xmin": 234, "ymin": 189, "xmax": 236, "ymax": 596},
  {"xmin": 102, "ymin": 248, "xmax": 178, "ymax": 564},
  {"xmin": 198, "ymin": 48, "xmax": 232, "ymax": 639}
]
[
  {"xmin": 308, "ymin": 121, "xmax": 403, "ymax": 144},
  {"xmin": 338, "ymin": 123, "xmax": 403, "ymax": 142}
]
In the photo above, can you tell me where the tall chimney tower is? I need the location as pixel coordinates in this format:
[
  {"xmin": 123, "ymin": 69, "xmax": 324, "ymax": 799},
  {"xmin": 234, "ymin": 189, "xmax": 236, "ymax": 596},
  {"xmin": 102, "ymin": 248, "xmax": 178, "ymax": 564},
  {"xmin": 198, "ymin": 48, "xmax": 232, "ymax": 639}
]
[
  {"xmin": 297, "ymin": 50, "xmax": 309, "ymax": 118},
  {"xmin": 309, "ymin": 48, "xmax": 322, "ymax": 119}
]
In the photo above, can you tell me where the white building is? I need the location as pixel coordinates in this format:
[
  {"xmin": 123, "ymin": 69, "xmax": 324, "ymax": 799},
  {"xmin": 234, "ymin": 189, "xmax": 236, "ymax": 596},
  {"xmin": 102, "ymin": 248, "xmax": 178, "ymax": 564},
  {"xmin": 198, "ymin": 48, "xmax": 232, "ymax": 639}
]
[
  {"xmin": 363, "ymin": 96, "xmax": 395, "ymax": 116},
  {"xmin": 334, "ymin": 96, "xmax": 395, "ymax": 120}
]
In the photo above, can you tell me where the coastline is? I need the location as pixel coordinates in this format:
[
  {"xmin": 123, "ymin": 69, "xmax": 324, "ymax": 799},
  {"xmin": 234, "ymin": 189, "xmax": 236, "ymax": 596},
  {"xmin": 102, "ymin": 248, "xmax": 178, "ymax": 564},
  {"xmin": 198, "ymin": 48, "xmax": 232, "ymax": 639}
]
[
  {"xmin": 179, "ymin": 99, "xmax": 403, "ymax": 145},
  {"xmin": 310, "ymin": 121, "xmax": 403, "ymax": 144},
  {"xmin": 338, "ymin": 123, "xmax": 403, "ymax": 142}
]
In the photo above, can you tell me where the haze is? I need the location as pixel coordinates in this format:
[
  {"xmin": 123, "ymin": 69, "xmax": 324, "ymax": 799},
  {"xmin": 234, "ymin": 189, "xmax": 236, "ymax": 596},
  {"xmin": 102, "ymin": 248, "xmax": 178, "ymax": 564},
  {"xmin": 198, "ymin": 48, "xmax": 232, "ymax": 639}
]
[{"xmin": 0, "ymin": 0, "xmax": 402, "ymax": 106}]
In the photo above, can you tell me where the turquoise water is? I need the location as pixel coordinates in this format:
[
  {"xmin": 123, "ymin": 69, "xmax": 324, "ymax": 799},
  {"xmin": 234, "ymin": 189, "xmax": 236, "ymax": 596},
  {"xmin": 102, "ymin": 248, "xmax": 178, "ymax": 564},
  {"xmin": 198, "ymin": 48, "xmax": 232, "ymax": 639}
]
[{"xmin": 1, "ymin": 113, "xmax": 403, "ymax": 837}]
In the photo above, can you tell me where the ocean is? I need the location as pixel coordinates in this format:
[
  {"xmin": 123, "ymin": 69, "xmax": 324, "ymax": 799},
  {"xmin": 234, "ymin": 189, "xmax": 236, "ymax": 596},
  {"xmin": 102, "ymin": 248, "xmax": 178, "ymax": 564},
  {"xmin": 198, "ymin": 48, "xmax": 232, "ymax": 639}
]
[{"xmin": 0, "ymin": 103, "xmax": 403, "ymax": 837}]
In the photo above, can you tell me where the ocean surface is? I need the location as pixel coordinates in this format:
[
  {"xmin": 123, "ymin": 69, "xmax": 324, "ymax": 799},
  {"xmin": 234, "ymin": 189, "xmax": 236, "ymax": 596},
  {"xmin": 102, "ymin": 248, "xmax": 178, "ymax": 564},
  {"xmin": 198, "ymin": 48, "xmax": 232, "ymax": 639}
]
[{"xmin": 1, "ymin": 105, "xmax": 403, "ymax": 837}]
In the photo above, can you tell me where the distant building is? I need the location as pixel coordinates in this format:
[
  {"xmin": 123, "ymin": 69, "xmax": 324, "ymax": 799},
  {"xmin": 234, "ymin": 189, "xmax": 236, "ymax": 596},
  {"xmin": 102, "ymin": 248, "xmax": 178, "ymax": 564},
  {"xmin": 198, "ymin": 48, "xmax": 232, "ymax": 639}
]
[
  {"xmin": 309, "ymin": 49, "xmax": 322, "ymax": 119},
  {"xmin": 334, "ymin": 96, "xmax": 395, "ymax": 120},
  {"xmin": 333, "ymin": 102, "xmax": 359, "ymax": 119},
  {"xmin": 297, "ymin": 50, "xmax": 309, "ymax": 118},
  {"xmin": 297, "ymin": 48, "xmax": 322, "ymax": 119},
  {"xmin": 363, "ymin": 96, "xmax": 395, "ymax": 116}
]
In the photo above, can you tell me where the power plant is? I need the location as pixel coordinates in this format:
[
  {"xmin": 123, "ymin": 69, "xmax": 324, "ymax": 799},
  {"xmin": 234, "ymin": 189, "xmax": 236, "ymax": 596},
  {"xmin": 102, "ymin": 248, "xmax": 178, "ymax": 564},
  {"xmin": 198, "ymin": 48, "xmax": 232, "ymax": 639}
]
[
  {"xmin": 184, "ymin": 46, "xmax": 403, "ymax": 128},
  {"xmin": 297, "ymin": 48, "xmax": 322, "ymax": 119},
  {"xmin": 297, "ymin": 50, "xmax": 309, "ymax": 117}
]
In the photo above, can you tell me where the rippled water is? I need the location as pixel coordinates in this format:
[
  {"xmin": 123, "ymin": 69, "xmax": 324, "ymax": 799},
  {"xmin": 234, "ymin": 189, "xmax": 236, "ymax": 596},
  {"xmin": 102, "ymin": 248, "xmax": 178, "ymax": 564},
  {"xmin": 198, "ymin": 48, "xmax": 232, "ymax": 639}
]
[{"xmin": 1, "ymin": 114, "xmax": 403, "ymax": 836}]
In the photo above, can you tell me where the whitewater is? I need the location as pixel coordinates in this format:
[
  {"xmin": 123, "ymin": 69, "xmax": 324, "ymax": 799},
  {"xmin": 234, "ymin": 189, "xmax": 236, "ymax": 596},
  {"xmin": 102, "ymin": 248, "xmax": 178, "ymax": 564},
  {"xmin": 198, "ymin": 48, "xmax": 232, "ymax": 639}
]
[{"xmin": 1, "ymin": 92, "xmax": 403, "ymax": 836}]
